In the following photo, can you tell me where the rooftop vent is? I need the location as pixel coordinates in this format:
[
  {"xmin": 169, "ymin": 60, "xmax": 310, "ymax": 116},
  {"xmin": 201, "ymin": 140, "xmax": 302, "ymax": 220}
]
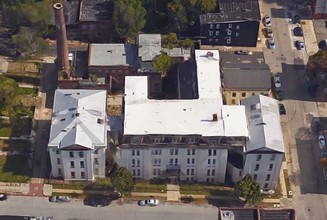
[
  {"xmin": 97, "ymin": 118, "xmax": 104, "ymax": 124},
  {"xmin": 206, "ymin": 52, "xmax": 214, "ymax": 57},
  {"xmin": 212, "ymin": 114, "xmax": 218, "ymax": 121}
]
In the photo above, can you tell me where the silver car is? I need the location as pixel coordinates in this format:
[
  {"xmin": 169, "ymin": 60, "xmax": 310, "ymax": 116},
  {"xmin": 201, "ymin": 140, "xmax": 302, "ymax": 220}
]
[
  {"xmin": 264, "ymin": 16, "xmax": 272, "ymax": 27},
  {"xmin": 267, "ymin": 38, "xmax": 276, "ymax": 49},
  {"xmin": 138, "ymin": 198, "xmax": 160, "ymax": 206}
]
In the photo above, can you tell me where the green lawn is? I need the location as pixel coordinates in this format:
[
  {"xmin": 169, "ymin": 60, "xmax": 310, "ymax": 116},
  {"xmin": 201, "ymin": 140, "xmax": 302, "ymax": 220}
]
[
  {"xmin": 180, "ymin": 183, "xmax": 234, "ymax": 196},
  {"xmin": 0, "ymin": 117, "xmax": 32, "ymax": 137},
  {"xmin": 0, "ymin": 155, "xmax": 31, "ymax": 183},
  {"xmin": 133, "ymin": 180, "xmax": 166, "ymax": 193}
]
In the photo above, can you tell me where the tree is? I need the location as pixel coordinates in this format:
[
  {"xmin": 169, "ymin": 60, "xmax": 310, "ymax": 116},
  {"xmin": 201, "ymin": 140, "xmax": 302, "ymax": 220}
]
[
  {"xmin": 152, "ymin": 53, "xmax": 173, "ymax": 77},
  {"xmin": 235, "ymin": 174, "xmax": 262, "ymax": 205},
  {"xmin": 113, "ymin": 0, "xmax": 146, "ymax": 39},
  {"xmin": 111, "ymin": 166, "xmax": 134, "ymax": 196},
  {"xmin": 163, "ymin": 33, "xmax": 178, "ymax": 49},
  {"xmin": 182, "ymin": 38, "xmax": 194, "ymax": 48}
]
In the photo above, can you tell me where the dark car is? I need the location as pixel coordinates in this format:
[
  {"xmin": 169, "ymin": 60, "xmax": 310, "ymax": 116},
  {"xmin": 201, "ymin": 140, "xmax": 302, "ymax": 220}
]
[
  {"xmin": 293, "ymin": 15, "xmax": 301, "ymax": 24},
  {"xmin": 279, "ymin": 104, "xmax": 286, "ymax": 115},
  {"xmin": 84, "ymin": 196, "xmax": 111, "ymax": 207},
  {"xmin": 234, "ymin": 50, "xmax": 253, "ymax": 55},
  {"xmin": 295, "ymin": 40, "xmax": 304, "ymax": 50},
  {"xmin": 0, "ymin": 193, "xmax": 7, "ymax": 201},
  {"xmin": 293, "ymin": 27, "xmax": 303, "ymax": 36},
  {"xmin": 49, "ymin": 196, "xmax": 70, "ymax": 203},
  {"xmin": 276, "ymin": 91, "xmax": 283, "ymax": 101}
]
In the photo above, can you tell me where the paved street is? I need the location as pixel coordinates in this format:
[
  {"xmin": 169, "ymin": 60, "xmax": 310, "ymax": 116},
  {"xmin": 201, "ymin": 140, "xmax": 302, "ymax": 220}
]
[
  {"xmin": 260, "ymin": 0, "xmax": 327, "ymax": 219},
  {"xmin": 0, "ymin": 196, "xmax": 217, "ymax": 220}
]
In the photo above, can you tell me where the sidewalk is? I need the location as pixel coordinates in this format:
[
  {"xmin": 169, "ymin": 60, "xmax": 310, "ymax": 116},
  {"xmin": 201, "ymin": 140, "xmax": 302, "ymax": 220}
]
[{"xmin": 302, "ymin": 20, "xmax": 319, "ymax": 56}]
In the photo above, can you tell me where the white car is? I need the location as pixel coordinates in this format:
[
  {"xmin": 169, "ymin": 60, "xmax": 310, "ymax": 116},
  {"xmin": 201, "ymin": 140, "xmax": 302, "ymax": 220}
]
[
  {"xmin": 274, "ymin": 74, "xmax": 281, "ymax": 88},
  {"xmin": 264, "ymin": 16, "xmax": 272, "ymax": 27},
  {"xmin": 138, "ymin": 198, "xmax": 159, "ymax": 206},
  {"xmin": 319, "ymin": 134, "xmax": 326, "ymax": 149},
  {"xmin": 267, "ymin": 38, "xmax": 276, "ymax": 49}
]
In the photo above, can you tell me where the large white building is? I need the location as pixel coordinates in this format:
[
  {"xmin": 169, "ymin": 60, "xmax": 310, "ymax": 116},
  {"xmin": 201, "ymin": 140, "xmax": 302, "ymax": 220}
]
[
  {"xmin": 48, "ymin": 89, "xmax": 107, "ymax": 181},
  {"xmin": 119, "ymin": 50, "xmax": 249, "ymax": 184},
  {"xmin": 119, "ymin": 49, "xmax": 285, "ymax": 190}
]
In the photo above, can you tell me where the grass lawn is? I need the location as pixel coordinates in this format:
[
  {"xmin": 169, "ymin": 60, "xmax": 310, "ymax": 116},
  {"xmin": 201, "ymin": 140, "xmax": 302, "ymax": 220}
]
[
  {"xmin": 0, "ymin": 117, "xmax": 32, "ymax": 137},
  {"xmin": 0, "ymin": 139, "xmax": 31, "ymax": 152},
  {"xmin": 180, "ymin": 183, "xmax": 234, "ymax": 196},
  {"xmin": 0, "ymin": 155, "xmax": 31, "ymax": 183},
  {"xmin": 133, "ymin": 180, "xmax": 166, "ymax": 193},
  {"xmin": 17, "ymin": 87, "xmax": 38, "ymax": 95}
]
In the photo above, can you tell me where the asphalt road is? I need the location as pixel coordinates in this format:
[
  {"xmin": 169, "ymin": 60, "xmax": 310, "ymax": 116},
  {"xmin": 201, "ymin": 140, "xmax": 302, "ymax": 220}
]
[
  {"xmin": 261, "ymin": 0, "xmax": 327, "ymax": 219},
  {"xmin": 0, "ymin": 196, "xmax": 218, "ymax": 220}
]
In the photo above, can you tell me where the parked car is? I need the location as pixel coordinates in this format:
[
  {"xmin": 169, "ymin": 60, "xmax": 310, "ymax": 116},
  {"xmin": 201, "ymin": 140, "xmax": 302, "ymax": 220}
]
[
  {"xmin": 264, "ymin": 16, "xmax": 272, "ymax": 26},
  {"xmin": 138, "ymin": 198, "xmax": 160, "ymax": 207},
  {"xmin": 319, "ymin": 133, "xmax": 326, "ymax": 149},
  {"xmin": 274, "ymin": 74, "xmax": 282, "ymax": 88},
  {"xmin": 279, "ymin": 104, "xmax": 286, "ymax": 115},
  {"xmin": 49, "ymin": 196, "xmax": 70, "ymax": 203},
  {"xmin": 293, "ymin": 15, "xmax": 301, "ymax": 24},
  {"xmin": 293, "ymin": 27, "xmax": 303, "ymax": 36},
  {"xmin": 0, "ymin": 193, "xmax": 7, "ymax": 201},
  {"xmin": 265, "ymin": 27, "xmax": 274, "ymax": 38},
  {"xmin": 313, "ymin": 121, "xmax": 323, "ymax": 133},
  {"xmin": 234, "ymin": 50, "xmax": 253, "ymax": 55},
  {"xmin": 84, "ymin": 195, "xmax": 111, "ymax": 207},
  {"xmin": 295, "ymin": 40, "xmax": 304, "ymax": 50},
  {"xmin": 267, "ymin": 38, "xmax": 275, "ymax": 49}
]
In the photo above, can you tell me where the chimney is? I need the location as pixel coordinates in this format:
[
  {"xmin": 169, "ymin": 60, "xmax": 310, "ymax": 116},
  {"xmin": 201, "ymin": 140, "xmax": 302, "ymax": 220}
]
[
  {"xmin": 212, "ymin": 114, "xmax": 218, "ymax": 121},
  {"xmin": 53, "ymin": 3, "xmax": 70, "ymax": 78}
]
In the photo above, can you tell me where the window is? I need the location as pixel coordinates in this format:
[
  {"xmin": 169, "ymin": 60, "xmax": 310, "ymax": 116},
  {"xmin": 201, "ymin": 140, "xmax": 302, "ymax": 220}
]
[
  {"xmin": 170, "ymin": 158, "xmax": 173, "ymax": 165},
  {"xmin": 187, "ymin": 149, "xmax": 191, "ymax": 155},
  {"xmin": 69, "ymin": 152, "xmax": 74, "ymax": 158},
  {"xmin": 191, "ymin": 169, "xmax": 194, "ymax": 175},
  {"xmin": 256, "ymin": 154, "xmax": 262, "ymax": 161},
  {"xmin": 154, "ymin": 137, "xmax": 163, "ymax": 144},
  {"xmin": 266, "ymin": 174, "xmax": 271, "ymax": 181},
  {"xmin": 228, "ymin": 24, "xmax": 232, "ymax": 28},
  {"xmin": 208, "ymin": 149, "xmax": 212, "ymax": 156},
  {"xmin": 191, "ymin": 149, "xmax": 195, "ymax": 155},
  {"xmin": 207, "ymin": 170, "xmax": 210, "ymax": 176},
  {"xmin": 216, "ymin": 24, "xmax": 220, "ymax": 29},
  {"xmin": 56, "ymin": 150, "xmax": 60, "ymax": 154},
  {"xmin": 211, "ymin": 170, "xmax": 215, "ymax": 176},
  {"xmin": 57, "ymin": 158, "xmax": 61, "ymax": 165},
  {"xmin": 153, "ymin": 169, "xmax": 156, "ymax": 175},
  {"xmin": 207, "ymin": 178, "xmax": 210, "ymax": 182},
  {"xmin": 232, "ymin": 92, "xmax": 236, "ymax": 97},
  {"xmin": 136, "ymin": 150, "xmax": 140, "ymax": 156},
  {"xmin": 231, "ymin": 99, "xmax": 236, "ymax": 104},
  {"xmin": 241, "ymin": 92, "xmax": 246, "ymax": 97},
  {"xmin": 157, "ymin": 169, "xmax": 161, "ymax": 175},
  {"xmin": 71, "ymin": 172, "xmax": 75, "ymax": 179},
  {"xmin": 192, "ymin": 158, "xmax": 195, "ymax": 164},
  {"xmin": 58, "ymin": 168, "xmax": 62, "ymax": 175},
  {"xmin": 81, "ymin": 172, "xmax": 85, "ymax": 178},
  {"xmin": 208, "ymin": 159, "xmax": 211, "ymax": 165},
  {"xmin": 264, "ymin": 183, "xmax": 268, "ymax": 189},
  {"xmin": 209, "ymin": 31, "xmax": 213, "ymax": 36},
  {"xmin": 187, "ymin": 169, "xmax": 190, "ymax": 175},
  {"xmin": 132, "ymin": 150, "xmax": 135, "ymax": 156},
  {"xmin": 254, "ymin": 164, "xmax": 259, "ymax": 171},
  {"xmin": 270, "ymin": 154, "xmax": 276, "ymax": 161},
  {"xmin": 213, "ymin": 150, "xmax": 217, "ymax": 156},
  {"xmin": 227, "ymin": 38, "xmax": 231, "ymax": 44},
  {"xmin": 70, "ymin": 161, "xmax": 75, "ymax": 168},
  {"xmin": 215, "ymin": 31, "xmax": 220, "ymax": 36},
  {"xmin": 210, "ymin": 24, "xmax": 214, "ymax": 29},
  {"xmin": 212, "ymin": 159, "xmax": 216, "ymax": 165},
  {"xmin": 131, "ymin": 137, "xmax": 141, "ymax": 144},
  {"xmin": 152, "ymin": 149, "xmax": 162, "ymax": 155},
  {"xmin": 174, "ymin": 158, "xmax": 178, "ymax": 165},
  {"xmin": 137, "ymin": 159, "xmax": 140, "ymax": 167},
  {"xmin": 235, "ymin": 32, "xmax": 239, "ymax": 37},
  {"xmin": 94, "ymin": 158, "xmax": 99, "ymax": 165},
  {"xmin": 236, "ymin": 25, "xmax": 240, "ymax": 29},
  {"xmin": 268, "ymin": 164, "xmax": 273, "ymax": 171},
  {"xmin": 227, "ymin": 29, "xmax": 232, "ymax": 35},
  {"xmin": 133, "ymin": 170, "xmax": 136, "ymax": 176},
  {"xmin": 132, "ymin": 159, "xmax": 135, "ymax": 167},
  {"xmin": 172, "ymin": 137, "xmax": 181, "ymax": 144},
  {"xmin": 253, "ymin": 174, "xmax": 257, "ymax": 181},
  {"xmin": 153, "ymin": 159, "xmax": 161, "ymax": 166},
  {"xmin": 252, "ymin": 92, "xmax": 256, "ymax": 96},
  {"xmin": 189, "ymin": 138, "xmax": 196, "ymax": 144},
  {"xmin": 80, "ymin": 161, "xmax": 84, "ymax": 168},
  {"xmin": 137, "ymin": 169, "xmax": 140, "ymax": 176},
  {"xmin": 209, "ymin": 38, "xmax": 213, "ymax": 42},
  {"xmin": 187, "ymin": 158, "xmax": 190, "ymax": 164},
  {"xmin": 170, "ymin": 149, "xmax": 178, "ymax": 155},
  {"xmin": 79, "ymin": 152, "xmax": 84, "ymax": 158}
]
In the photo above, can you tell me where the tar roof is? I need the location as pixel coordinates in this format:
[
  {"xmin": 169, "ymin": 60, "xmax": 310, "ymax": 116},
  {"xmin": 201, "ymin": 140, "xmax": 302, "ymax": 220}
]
[
  {"xmin": 199, "ymin": 0, "xmax": 260, "ymax": 23},
  {"xmin": 48, "ymin": 89, "xmax": 107, "ymax": 149},
  {"xmin": 79, "ymin": 0, "xmax": 113, "ymax": 21},
  {"xmin": 123, "ymin": 50, "xmax": 248, "ymax": 137},
  {"xmin": 241, "ymin": 95, "xmax": 285, "ymax": 153},
  {"xmin": 219, "ymin": 208, "xmax": 295, "ymax": 220},
  {"xmin": 138, "ymin": 34, "xmax": 162, "ymax": 62},
  {"xmin": 88, "ymin": 44, "xmax": 138, "ymax": 67},
  {"xmin": 49, "ymin": 0, "xmax": 80, "ymax": 25}
]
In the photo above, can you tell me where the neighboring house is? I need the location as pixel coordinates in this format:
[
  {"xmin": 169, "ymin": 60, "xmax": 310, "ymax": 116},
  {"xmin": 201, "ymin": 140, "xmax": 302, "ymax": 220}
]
[
  {"xmin": 235, "ymin": 95, "xmax": 284, "ymax": 190},
  {"xmin": 137, "ymin": 34, "xmax": 162, "ymax": 72},
  {"xmin": 87, "ymin": 43, "xmax": 139, "ymax": 93},
  {"xmin": 218, "ymin": 208, "xmax": 296, "ymax": 220},
  {"xmin": 119, "ymin": 50, "xmax": 249, "ymax": 183},
  {"xmin": 48, "ymin": 89, "xmax": 107, "ymax": 181},
  {"xmin": 312, "ymin": 0, "xmax": 327, "ymax": 19},
  {"xmin": 198, "ymin": 0, "xmax": 261, "ymax": 47},
  {"xmin": 50, "ymin": 0, "xmax": 114, "ymax": 42},
  {"xmin": 221, "ymin": 52, "xmax": 272, "ymax": 105}
]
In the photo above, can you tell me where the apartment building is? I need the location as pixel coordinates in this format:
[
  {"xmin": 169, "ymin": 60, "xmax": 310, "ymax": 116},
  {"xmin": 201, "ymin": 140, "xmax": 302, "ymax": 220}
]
[
  {"xmin": 48, "ymin": 89, "xmax": 107, "ymax": 181},
  {"xmin": 119, "ymin": 50, "xmax": 249, "ymax": 183}
]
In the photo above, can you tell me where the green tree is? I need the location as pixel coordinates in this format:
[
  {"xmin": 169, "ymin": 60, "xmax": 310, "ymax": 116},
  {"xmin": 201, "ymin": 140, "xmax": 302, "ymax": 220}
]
[
  {"xmin": 163, "ymin": 32, "xmax": 178, "ymax": 49},
  {"xmin": 235, "ymin": 174, "xmax": 262, "ymax": 205},
  {"xmin": 197, "ymin": 0, "xmax": 216, "ymax": 13},
  {"xmin": 182, "ymin": 38, "xmax": 194, "ymax": 48},
  {"xmin": 111, "ymin": 167, "xmax": 134, "ymax": 196},
  {"xmin": 152, "ymin": 53, "xmax": 173, "ymax": 77},
  {"xmin": 113, "ymin": 0, "xmax": 146, "ymax": 39}
]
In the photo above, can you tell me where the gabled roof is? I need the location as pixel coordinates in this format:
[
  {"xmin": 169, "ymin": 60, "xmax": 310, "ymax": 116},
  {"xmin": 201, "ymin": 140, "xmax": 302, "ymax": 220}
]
[
  {"xmin": 88, "ymin": 44, "xmax": 138, "ymax": 67},
  {"xmin": 138, "ymin": 34, "xmax": 162, "ymax": 62},
  {"xmin": 124, "ymin": 50, "xmax": 248, "ymax": 137},
  {"xmin": 48, "ymin": 89, "xmax": 107, "ymax": 149},
  {"xmin": 241, "ymin": 95, "xmax": 284, "ymax": 153}
]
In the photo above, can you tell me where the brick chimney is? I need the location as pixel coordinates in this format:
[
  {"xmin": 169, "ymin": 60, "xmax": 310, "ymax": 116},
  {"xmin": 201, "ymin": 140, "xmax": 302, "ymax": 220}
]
[{"xmin": 53, "ymin": 3, "xmax": 70, "ymax": 78}]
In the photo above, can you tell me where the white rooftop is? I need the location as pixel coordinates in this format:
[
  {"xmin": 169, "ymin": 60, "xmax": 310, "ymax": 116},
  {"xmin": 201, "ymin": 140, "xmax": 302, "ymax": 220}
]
[
  {"xmin": 88, "ymin": 43, "xmax": 137, "ymax": 66},
  {"xmin": 138, "ymin": 34, "xmax": 162, "ymax": 62},
  {"xmin": 48, "ymin": 89, "xmax": 107, "ymax": 149},
  {"xmin": 241, "ymin": 95, "xmax": 285, "ymax": 153},
  {"xmin": 124, "ymin": 50, "xmax": 248, "ymax": 137}
]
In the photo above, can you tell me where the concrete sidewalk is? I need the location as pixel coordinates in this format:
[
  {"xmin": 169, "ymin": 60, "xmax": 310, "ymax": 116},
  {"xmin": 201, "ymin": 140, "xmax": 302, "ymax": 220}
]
[{"xmin": 302, "ymin": 20, "xmax": 319, "ymax": 56}]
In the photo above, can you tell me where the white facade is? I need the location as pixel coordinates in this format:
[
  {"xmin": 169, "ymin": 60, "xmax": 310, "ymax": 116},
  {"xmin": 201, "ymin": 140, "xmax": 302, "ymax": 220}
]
[
  {"xmin": 120, "ymin": 147, "xmax": 228, "ymax": 183},
  {"xmin": 48, "ymin": 89, "xmax": 107, "ymax": 181}
]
